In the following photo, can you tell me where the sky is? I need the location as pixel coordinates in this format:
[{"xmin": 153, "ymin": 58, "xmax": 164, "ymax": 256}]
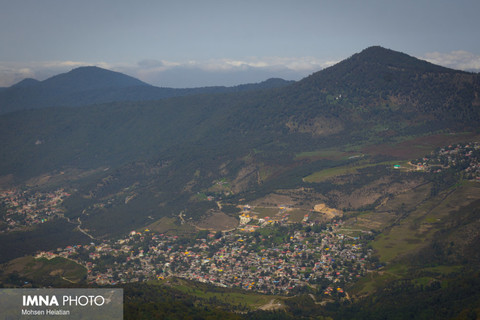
[{"xmin": 1, "ymin": 0, "xmax": 480, "ymax": 88}]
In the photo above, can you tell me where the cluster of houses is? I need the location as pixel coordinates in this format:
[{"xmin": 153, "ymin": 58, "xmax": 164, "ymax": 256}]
[
  {"xmin": 0, "ymin": 188, "xmax": 70, "ymax": 232},
  {"xmin": 412, "ymin": 142, "xmax": 480, "ymax": 181},
  {"xmin": 37, "ymin": 217, "xmax": 373, "ymax": 296}
]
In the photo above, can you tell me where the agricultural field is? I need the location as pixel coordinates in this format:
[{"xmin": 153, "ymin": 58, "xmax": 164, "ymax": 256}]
[
  {"xmin": 161, "ymin": 277, "xmax": 278, "ymax": 311},
  {"xmin": 350, "ymin": 181, "xmax": 480, "ymax": 297},
  {"xmin": 0, "ymin": 255, "xmax": 86, "ymax": 286},
  {"xmin": 372, "ymin": 182, "xmax": 480, "ymax": 263},
  {"xmin": 145, "ymin": 216, "xmax": 196, "ymax": 236},
  {"xmin": 303, "ymin": 160, "xmax": 407, "ymax": 183},
  {"xmin": 362, "ymin": 132, "xmax": 480, "ymax": 159}
]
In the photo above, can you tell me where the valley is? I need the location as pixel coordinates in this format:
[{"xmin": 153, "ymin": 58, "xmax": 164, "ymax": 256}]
[
  {"xmin": 1, "ymin": 46, "xmax": 480, "ymax": 319},
  {"xmin": 2, "ymin": 134, "xmax": 479, "ymax": 318}
]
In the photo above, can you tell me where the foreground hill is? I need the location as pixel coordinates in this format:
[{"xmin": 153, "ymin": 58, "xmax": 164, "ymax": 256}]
[{"xmin": 0, "ymin": 66, "xmax": 293, "ymax": 114}]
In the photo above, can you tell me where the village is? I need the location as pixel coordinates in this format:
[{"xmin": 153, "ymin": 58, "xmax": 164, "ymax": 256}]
[
  {"xmin": 0, "ymin": 188, "xmax": 70, "ymax": 232},
  {"xmin": 411, "ymin": 142, "xmax": 480, "ymax": 180},
  {"xmin": 7, "ymin": 142, "xmax": 479, "ymax": 296},
  {"xmin": 36, "ymin": 208, "xmax": 374, "ymax": 296}
]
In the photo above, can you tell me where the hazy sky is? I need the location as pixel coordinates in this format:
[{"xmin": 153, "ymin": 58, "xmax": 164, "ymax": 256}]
[{"xmin": 1, "ymin": 0, "xmax": 479, "ymax": 87}]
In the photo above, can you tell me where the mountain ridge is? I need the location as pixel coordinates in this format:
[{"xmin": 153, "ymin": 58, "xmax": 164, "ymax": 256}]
[
  {"xmin": 1, "ymin": 46, "xmax": 479, "ymax": 180},
  {"xmin": 296, "ymin": 46, "xmax": 469, "ymax": 89},
  {"xmin": 0, "ymin": 67, "xmax": 294, "ymax": 114},
  {"xmin": 280, "ymin": 46, "xmax": 480, "ymax": 130},
  {"xmin": 11, "ymin": 78, "xmax": 41, "ymax": 88},
  {"xmin": 40, "ymin": 66, "xmax": 150, "ymax": 90}
]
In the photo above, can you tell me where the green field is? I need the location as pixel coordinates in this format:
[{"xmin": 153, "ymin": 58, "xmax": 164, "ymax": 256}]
[
  {"xmin": 252, "ymin": 207, "xmax": 280, "ymax": 218},
  {"xmin": 146, "ymin": 216, "xmax": 196, "ymax": 236},
  {"xmin": 295, "ymin": 149, "xmax": 350, "ymax": 161},
  {"xmin": 1, "ymin": 255, "xmax": 86, "ymax": 286},
  {"xmin": 372, "ymin": 184, "xmax": 476, "ymax": 263},
  {"xmin": 303, "ymin": 160, "xmax": 406, "ymax": 183},
  {"xmin": 350, "ymin": 182, "xmax": 480, "ymax": 297},
  {"xmin": 287, "ymin": 208, "xmax": 311, "ymax": 222},
  {"xmin": 154, "ymin": 277, "xmax": 275, "ymax": 310}
]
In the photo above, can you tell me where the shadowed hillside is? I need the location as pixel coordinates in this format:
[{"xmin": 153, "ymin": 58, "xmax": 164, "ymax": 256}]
[{"xmin": 0, "ymin": 66, "xmax": 293, "ymax": 114}]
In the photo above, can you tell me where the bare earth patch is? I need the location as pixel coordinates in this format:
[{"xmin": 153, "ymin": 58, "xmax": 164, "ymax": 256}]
[
  {"xmin": 329, "ymin": 177, "xmax": 423, "ymax": 210},
  {"xmin": 258, "ymin": 299, "xmax": 284, "ymax": 311}
]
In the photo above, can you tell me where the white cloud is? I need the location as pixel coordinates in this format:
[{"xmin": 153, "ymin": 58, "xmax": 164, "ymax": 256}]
[
  {"xmin": 0, "ymin": 65, "xmax": 35, "ymax": 87},
  {"xmin": 125, "ymin": 57, "xmax": 338, "ymax": 87},
  {"xmin": 137, "ymin": 59, "xmax": 165, "ymax": 68},
  {"xmin": 423, "ymin": 51, "xmax": 480, "ymax": 72},
  {"xmin": 192, "ymin": 56, "xmax": 336, "ymax": 72},
  {"xmin": 125, "ymin": 56, "xmax": 339, "ymax": 86},
  {"xmin": 131, "ymin": 56, "xmax": 336, "ymax": 74}
]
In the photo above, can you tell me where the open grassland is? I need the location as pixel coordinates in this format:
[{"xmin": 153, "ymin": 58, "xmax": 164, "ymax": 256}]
[
  {"xmin": 295, "ymin": 149, "xmax": 355, "ymax": 161},
  {"xmin": 146, "ymin": 217, "xmax": 196, "ymax": 236},
  {"xmin": 421, "ymin": 265, "xmax": 464, "ymax": 275},
  {"xmin": 348, "ymin": 182, "xmax": 480, "ymax": 297},
  {"xmin": 195, "ymin": 211, "xmax": 238, "ymax": 231},
  {"xmin": 341, "ymin": 183, "xmax": 432, "ymax": 235},
  {"xmin": 297, "ymin": 132, "xmax": 479, "ymax": 169},
  {"xmin": 303, "ymin": 160, "xmax": 406, "ymax": 183},
  {"xmin": 372, "ymin": 182, "xmax": 480, "ymax": 263},
  {"xmin": 376, "ymin": 183, "xmax": 432, "ymax": 213},
  {"xmin": 252, "ymin": 207, "xmax": 280, "ymax": 218},
  {"xmin": 157, "ymin": 277, "xmax": 275, "ymax": 310},
  {"xmin": 341, "ymin": 211, "xmax": 397, "ymax": 233},
  {"xmin": 343, "ymin": 183, "xmax": 433, "ymax": 235},
  {"xmin": 352, "ymin": 264, "xmax": 408, "ymax": 296},
  {"xmin": 250, "ymin": 206, "xmax": 311, "ymax": 223},
  {"xmin": 352, "ymin": 262, "xmax": 466, "ymax": 297},
  {"xmin": 285, "ymin": 208, "xmax": 311, "ymax": 222},
  {"xmin": 363, "ymin": 132, "xmax": 480, "ymax": 159},
  {"xmin": 1, "ymin": 255, "xmax": 86, "ymax": 285}
]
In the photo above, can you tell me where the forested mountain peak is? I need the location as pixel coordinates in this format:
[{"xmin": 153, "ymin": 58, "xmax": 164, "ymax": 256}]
[
  {"xmin": 39, "ymin": 66, "xmax": 151, "ymax": 90},
  {"xmin": 285, "ymin": 46, "xmax": 479, "ymax": 126},
  {"xmin": 11, "ymin": 78, "xmax": 41, "ymax": 88},
  {"xmin": 297, "ymin": 46, "xmax": 463, "ymax": 90},
  {"xmin": 346, "ymin": 46, "xmax": 456, "ymax": 72}
]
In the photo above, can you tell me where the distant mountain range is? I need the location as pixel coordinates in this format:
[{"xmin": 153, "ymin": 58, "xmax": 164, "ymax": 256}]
[
  {"xmin": 0, "ymin": 66, "xmax": 294, "ymax": 114},
  {"xmin": 2, "ymin": 46, "xmax": 479, "ymax": 179}
]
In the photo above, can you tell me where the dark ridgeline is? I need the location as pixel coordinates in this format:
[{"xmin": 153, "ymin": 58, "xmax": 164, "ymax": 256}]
[{"xmin": 0, "ymin": 66, "xmax": 293, "ymax": 114}]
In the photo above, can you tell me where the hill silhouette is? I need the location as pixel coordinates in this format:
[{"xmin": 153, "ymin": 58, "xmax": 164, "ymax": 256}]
[
  {"xmin": 11, "ymin": 78, "xmax": 41, "ymax": 88},
  {"xmin": 0, "ymin": 66, "xmax": 293, "ymax": 114}
]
